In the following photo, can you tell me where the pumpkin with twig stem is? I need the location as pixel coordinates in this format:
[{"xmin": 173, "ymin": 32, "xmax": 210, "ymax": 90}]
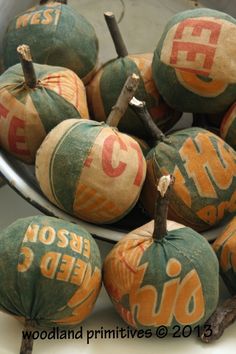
[
  {"xmin": 0, "ymin": 45, "xmax": 88, "ymax": 164},
  {"xmin": 0, "ymin": 215, "xmax": 102, "ymax": 354},
  {"xmin": 36, "ymin": 74, "xmax": 147, "ymax": 224},
  {"xmin": 130, "ymin": 97, "xmax": 236, "ymax": 232},
  {"xmin": 103, "ymin": 175, "xmax": 219, "ymax": 332},
  {"xmin": 86, "ymin": 11, "xmax": 181, "ymax": 139}
]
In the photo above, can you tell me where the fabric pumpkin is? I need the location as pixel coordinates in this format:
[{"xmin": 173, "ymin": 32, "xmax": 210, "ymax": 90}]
[
  {"xmin": 35, "ymin": 118, "xmax": 147, "ymax": 224},
  {"xmin": 87, "ymin": 12, "xmax": 181, "ymax": 139},
  {"xmin": 3, "ymin": 1, "xmax": 98, "ymax": 84},
  {"xmin": 0, "ymin": 215, "xmax": 102, "ymax": 328},
  {"xmin": 220, "ymin": 102, "xmax": 236, "ymax": 150},
  {"xmin": 152, "ymin": 8, "xmax": 236, "ymax": 114},
  {"xmin": 0, "ymin": 52, "xmax": 89, "ymax": 163},
  {"xmin": 213, "ymin": 217, "xmax": 236, "ymax": 294},
  {"xmin": 130, "ymin": 99, "xmax": 236, "ymax": 231},
  {"xmin": 87, "ymin": 54, "xmax": 181, "ymax": 138},
  {"xmin": 103, "ymin": 176, "xmax": 219, "ymax": 332}
]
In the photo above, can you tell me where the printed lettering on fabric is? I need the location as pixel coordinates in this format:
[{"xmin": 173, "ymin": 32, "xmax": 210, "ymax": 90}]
[
  {"xmin": 105, "ymin": 240, "xmax": 205, "ymax": 327},
  {"xmin": 160, "ymin": 17, "xmax": 236, "ymax": 95}
]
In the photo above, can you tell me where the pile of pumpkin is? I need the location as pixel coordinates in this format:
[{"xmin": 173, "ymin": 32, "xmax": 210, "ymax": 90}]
[{"xmin": 0, "ymin": 1, "xmax": 236, "ymax": 352}]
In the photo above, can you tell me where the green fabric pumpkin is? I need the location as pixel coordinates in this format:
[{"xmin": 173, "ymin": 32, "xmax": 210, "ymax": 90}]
[
  {"xmin": 213, "ymin": 216, "xmax": 236, "ymax": 294},
  {"xmin": 220, "ymin": 102, "xmax": 236, "ymax": 150},
  {"xmin": 0, "ymin": 215, "xmax": 102, "ymax": 328},
  {"xmin": 152, "ymin": 8, "xmax": 236, "ymax": 114},
  {"xmin": 86, "ymin": 12, "xmax": 181, "ymax": 139},
  {"xmin": 3, "ymin": 1, "xmax": 98, "ymax": 84},
  {"xmin": 0, "ymin": 46, "xmax": 89, "ymax": 163},
  {"xmin": 103, "ymin": 176, "xmax": 219, "ymax": 332},
  {"xmin": 130, "ymin": 99, "xmax": 236, "ymax": 232},
  {"xmin": 35, "ymin": 118, "xmax": 147, "ymax": 224},
  {"xmin": 87, "ymin": 54, "xmax": 181, "ymax": 139}
]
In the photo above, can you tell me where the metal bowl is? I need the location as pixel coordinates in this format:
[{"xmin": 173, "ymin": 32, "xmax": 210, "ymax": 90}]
[{"xmin": 0, "ymin": 0, "xmax": 232, "ymax": 243}]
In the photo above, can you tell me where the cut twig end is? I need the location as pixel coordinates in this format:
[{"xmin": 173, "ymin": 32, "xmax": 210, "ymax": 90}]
[
  {"xmin": 17, "ymin": 45, "xmax": 32, "ymax": 62},
  {"xmin": 130, "ymin": 97, "xmax": 145, "ymax": 109},
  {"xmin": 157, "ymin": 175, "xmax": 174, "ymax": 198},
  {"xmin": 104, "ymin": 11, "xmax": 114, "ymax": 17}
]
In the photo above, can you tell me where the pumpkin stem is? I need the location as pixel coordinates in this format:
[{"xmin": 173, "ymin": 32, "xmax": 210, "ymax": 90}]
[
  {"xmin": 106, "ymin": 73, "xmax": 140, "ymax": 127},
  {"xmin": 153, "ymin": 175, "xmax": 174, "ymax": 241},
  {"xmin": 17, "ymin": 45, "xmax": 37, "ymax": 89},
  {"xmin": 104, "ymin": 12, "xmax": 128, "ymax": 58},
  {"xmin": 129, "ymin": 97, "xmax": 165, "ymax": 146},
  {"xmin": 200, "ymin": 295, "xmax": 236, "ymax": 343},
  {"xmin": 20, "ymin": 319, "xmax": 34, "ymax": 354},
  {"xmin": 40, "ymin": 0, "xmax": 67, "ymax": 4}
]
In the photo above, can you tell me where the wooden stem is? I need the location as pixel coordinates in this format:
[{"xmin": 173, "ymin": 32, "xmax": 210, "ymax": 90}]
[
  {"xmin": 106, "ymin": 74, "xmax": 140, "ymax": 127},
  {"xmin": 153, "ymin": 175, "xmax": 174, "ymax": 242},
  {"xmin": 17, "ymin": 45, "xmax": 37, "ymax": 89},
  {"xmin": 20, "ymin": 320, "xmax": 34, "ymax": 354},
  {"xmin": 129, "ymin": 97, "xmax": 165, "ymax": 145},
  {"xmin": 201, "ymin": 295, "xmax": 236, "ymax": 343},
  {"xmin": 40, "ymin": 0, "xmax": 67, "ymax": 4},
  {"xmin": 104, "ymin": 12, "xmax": 128, "ymax": 57}
]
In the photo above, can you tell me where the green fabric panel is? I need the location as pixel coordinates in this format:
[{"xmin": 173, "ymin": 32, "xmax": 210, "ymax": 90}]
[
  {"xmin": 3, "ymin": 3, "xmax": 98, "ymax": 80},
  {"xmin": 51, "ymin": 120, "xmax": 104, "ymax": 213},
  {"xmin": 30, "ymin": 87, "xmax": 80, "ymax": 133},
  {"xmin": 48, "ymin": 4, "xmax": 98, "ymax": 79},
  {"xmin": 125, "ymin": 227, "xmax": 219, "ymax": 330},
  {"xmin": 0, "ymin": 216, "xmax": 101, "ymax": 329},
  {"xmin": 152, "ymin": 8, "xmax": 236, "ymax": 113},
  {"xmin": 146, "ymin": 127, "xmax": 236, "ymax": 229},
  {"xmin": 0, "ymin": 217, "xmax": 30, "ymax": 317}
]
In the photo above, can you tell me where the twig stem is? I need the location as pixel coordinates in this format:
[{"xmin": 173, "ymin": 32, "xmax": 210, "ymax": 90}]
[
  {"xmin": 104, "ymin": 11, "xmax": 128, "ymax": 57},
  {"xmin": 153, "ymin": 175, "xmax": 174, "ymax": 241},
  {"xmin": 17, "ymin": 45, "xmax": 37, "ymax": 89},
  {"xmin": 106, "ymin": 74, "xmax": 140, "ymax": 127},
  {"xmin": 129, "ymin": 97, "xmax": 165, "ymax": 145},
  {"xmin": 20, "ymin": 319, "xmax": 34, "ymax": 354}
]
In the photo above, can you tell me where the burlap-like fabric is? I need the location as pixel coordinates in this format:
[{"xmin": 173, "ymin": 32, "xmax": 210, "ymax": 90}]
[
  {"xmin": 0, "ymin": 63, "xmax": 88, "ymax": 163},
  {"xmin": 103, "ymin": 222, "xmax": 219, "ymax": 331},
  {"xmin": 86, "ymin": 54, "xmax": 181, "ymax": 139},
  {"xmin": 0, "ymin": 215, "xmax": 101, "ymax": 328},
  {"xmin": 220, "ymin": 102, "xmax": 236, "ymax": 150},
  {"xmin": 141, "ymin": 127, "xmax": 236, "ymax": 231},
  {"xmin": 3, "ymin": 2, "xmax": 98, "ymax": 83},
  {"xmin": 36, "ymin": 119, "xmax": 147, "ymax": 224},
  {"xmin": 152, "ymin": 9, "xmax": 236, "ymax": 113},
  {"xmin": 213, "ymin": 217, "xmax": 236, "ymax": 294}
]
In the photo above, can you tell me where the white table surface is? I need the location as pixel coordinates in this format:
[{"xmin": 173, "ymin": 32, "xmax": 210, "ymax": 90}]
[{"xmin": 0, "ymin": 185, "xmax": 235, "ymax": 354}]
